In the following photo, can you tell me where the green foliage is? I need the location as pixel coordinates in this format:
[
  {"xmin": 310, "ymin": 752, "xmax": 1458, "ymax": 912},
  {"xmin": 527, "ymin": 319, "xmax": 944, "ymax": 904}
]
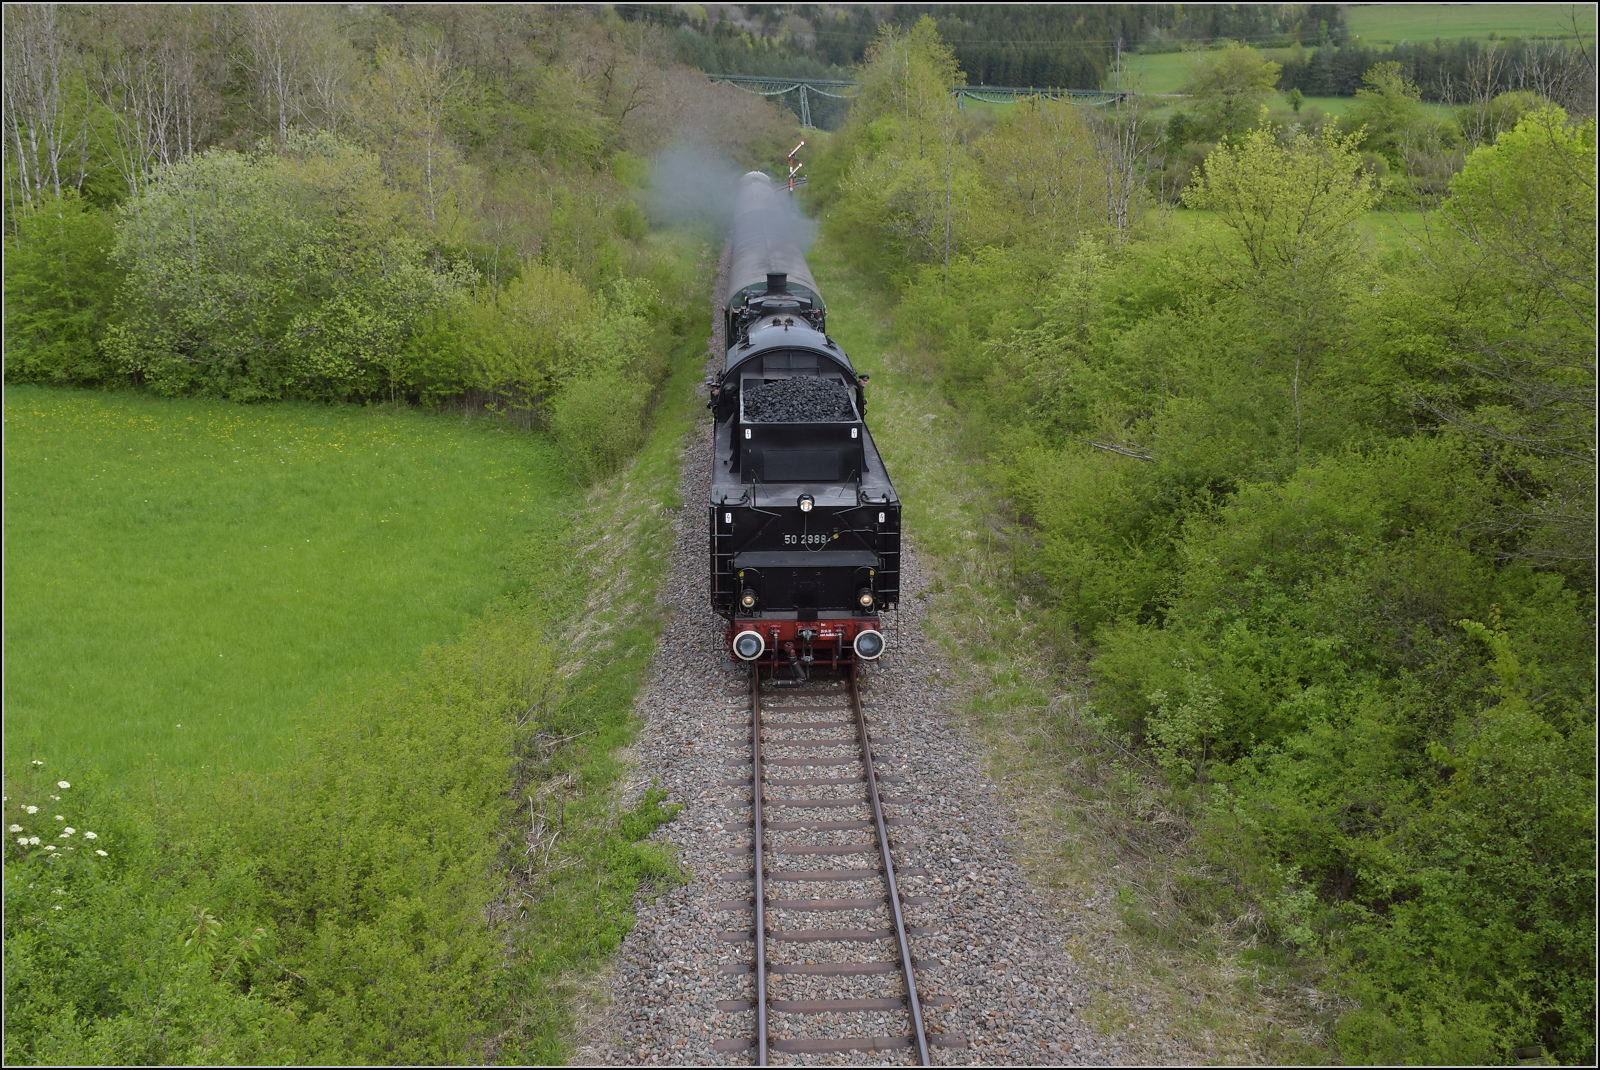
[
  {"xmin": 1386, "ymin": 105, "xmax": 1596, "ymax": 575},
  {"xmin": 3, "ymin": 771, "xmax": 292, "ymax": 1064},
  {"xmin": 550, "ymin": 372, "xmax": 649, "ymax": 484},
  {"xmin": 974, "ymin": 98, "xmax": 1103, "ymax": 257},
  {"xmin": 3, "ymin": 6, "xmax": 794, "ymax": 416},
  {"xmin": 2, "ymin": 195, "xmax": 120, "ymax": 384},
  {"xmin": 3, "ymin": 606, "xmax": 679, "ymax": 1064},
  {"xmin": 810, "ymin": 18, "xmax": 976, "ymax": 281},
  {"xmin": 1343, "ymin": 63, "xmax": 1463, "ymax": 203},
  {"xmin": 228, "ymin": 613, "xmax": 542, "ymax": 1062},
  {"xmin": 1179, "ymin": 43, "xmax": 1282, "ymax": 141},
  {"xmin": 104, "ymin": 134, "xmax": 470, "ymax": 402},
  {"xmin": 819, "ymin": 17, "xmax": 1596, "ymax": 1061}
]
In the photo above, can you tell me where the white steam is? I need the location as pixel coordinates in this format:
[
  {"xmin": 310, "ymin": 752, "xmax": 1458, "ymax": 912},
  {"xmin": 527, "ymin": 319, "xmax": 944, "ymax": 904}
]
[{"xmin": 646, "ymin": 141, "xmax": 818, "ymax": 251}]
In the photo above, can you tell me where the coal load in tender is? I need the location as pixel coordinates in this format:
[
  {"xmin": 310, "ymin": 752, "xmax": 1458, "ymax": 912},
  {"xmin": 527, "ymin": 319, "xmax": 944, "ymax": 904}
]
[{"xmin": 743, "ymin": 376, "xmax": 855, "ymax": 422}]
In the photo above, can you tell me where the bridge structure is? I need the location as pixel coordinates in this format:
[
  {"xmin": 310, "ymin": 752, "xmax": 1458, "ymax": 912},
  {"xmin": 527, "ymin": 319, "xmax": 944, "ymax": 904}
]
[
  {"xmin": 707, "ymin": 73, "xmax": 1129, "ymax": 127},
  {"xmin": 953, "ymin": 85, "xmax": 1129, "ymax": 110}
]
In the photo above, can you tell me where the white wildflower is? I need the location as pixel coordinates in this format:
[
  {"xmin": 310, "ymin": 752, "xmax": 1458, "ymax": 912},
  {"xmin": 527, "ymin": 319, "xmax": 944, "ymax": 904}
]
[
  {"xmin": 83, "ymin": 831, "xmax": 97, "ymax": 840},
  {"xmin": 95, "ymin": 850, "xmax": 107, "ymax": 857},
  {"xmin": 42, "ymin": 845, "xmax": 56, "ymax": 851},
  {"xmin": 62, "ymin": 828, "xmax": 74, "ymax": 836},
  {"xmin": 26, "ymin": 836, "xmax": 40, "ymax": 845},
  {"xmin": 53, "ymin": 889, "xmax": 64, "ymax": 894},
  {"xmin": 52, "ymin": 904, "xmax": 62, "ymax": 910},
  {"xmin": 57, "ymin": 781, "xmax": 70, "ymax": 789},
  {"xmin": 24, "ymin": 806, "xmax": 37, "ymax": 815},
  {"xmin": 48, "ymin": 795, "xmax": 59, "ymax": 801},
  {"xmin": 8, "ymin": 824, "xmax": 21, "ymax": 833},
  {"xmin": 31, "ymin": 760, "xmax": 42, "ymax": 767},
  {"xmin": 15, "ymin": 837, "xmax": 26, "ymax": 846},
  {"xmin": 54, "ymin": 815, "xmax": 63, "ymax": 821}
]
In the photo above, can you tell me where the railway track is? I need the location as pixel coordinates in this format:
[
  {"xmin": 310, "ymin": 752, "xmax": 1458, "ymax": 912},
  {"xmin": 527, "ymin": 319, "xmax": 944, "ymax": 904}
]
[{"xmin": 713, "ymin": 664, "xmax": 966, "ymax": 1064}]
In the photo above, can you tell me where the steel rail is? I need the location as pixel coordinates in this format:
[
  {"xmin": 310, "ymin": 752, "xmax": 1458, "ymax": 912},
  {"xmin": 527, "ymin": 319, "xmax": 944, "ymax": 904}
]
[
  {"xmin": 750, "ymin": 662, "xmax": 769, "ymax": 1065},
  {"xmin": 849, "ymin": 663, "xmax": 930, "ymax": 1066}
]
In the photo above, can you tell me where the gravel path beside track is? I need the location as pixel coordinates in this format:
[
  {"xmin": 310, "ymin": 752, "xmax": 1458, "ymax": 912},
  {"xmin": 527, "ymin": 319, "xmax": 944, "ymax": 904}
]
[{"xmin": 577, "ymin": 250, "xmax": 1128, "ymax": 1067}]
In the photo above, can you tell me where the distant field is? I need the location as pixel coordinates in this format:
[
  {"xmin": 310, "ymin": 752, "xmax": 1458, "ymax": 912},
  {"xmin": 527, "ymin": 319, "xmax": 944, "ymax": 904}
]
[
  {"xmin": 1345, "ymin": 3, "xmax": 1594, "ymax": 45},
  {"xmin": 1122, "ymin": 50, "xmax": 1193, "ymax": 95},
  {"xmin": 3, "ymin": 387, "xmax": 572, "ymax": 779},
  {"xmin": 1123, "ymin": 4, "xmax": 1594, "ymax": 98}
]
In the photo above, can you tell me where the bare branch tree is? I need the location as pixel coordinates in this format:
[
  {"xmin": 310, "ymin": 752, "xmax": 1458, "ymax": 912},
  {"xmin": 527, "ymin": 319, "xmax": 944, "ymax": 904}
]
[
  {"xmin": 4, "ymin": 2, "xmax": 75, "ymax": 211},
  {"xmin": 1092, "ymin": 62, "xmax": 1157, "ymax": 247},
  {"xmin": 241, "ymin": 3, "xmax": 313, "ymax": 142}
]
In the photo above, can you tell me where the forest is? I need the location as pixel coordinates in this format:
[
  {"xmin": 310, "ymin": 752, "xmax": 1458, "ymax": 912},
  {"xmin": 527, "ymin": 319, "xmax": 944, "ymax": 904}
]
[
  {"xmin": 805, "ymin": 16, "xmax": 1594, "ymax": 1067},
  {"xmin": 3, "ymin": 3, "xmax": 792, "ymax": 471},
  {"xmin": 624, "ymin": 3, "xmax": 1351, "ymax": 89},
  {"xmin": 620, "ymin": 4, "xmax": 1587, "ymax": 137}
]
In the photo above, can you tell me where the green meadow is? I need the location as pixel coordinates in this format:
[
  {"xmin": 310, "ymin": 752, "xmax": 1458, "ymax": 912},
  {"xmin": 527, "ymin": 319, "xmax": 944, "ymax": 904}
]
[
  {"xmin": 1120, "ymin": 3, "xmax": 1595, "ymax": 99},
  {"xmin": 3, "ymin": 386, "xmax": 573, "ymax": 780},
  {"xmin": 1345, "ymin": 2, "xmax": 1595, "ymax": 45}
]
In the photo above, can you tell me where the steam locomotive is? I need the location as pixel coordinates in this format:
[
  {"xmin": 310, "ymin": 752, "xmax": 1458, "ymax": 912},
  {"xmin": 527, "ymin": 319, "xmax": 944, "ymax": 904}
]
[{"xmin": 708, "ymin": 171, "xmax": 901, "ymax": 680}]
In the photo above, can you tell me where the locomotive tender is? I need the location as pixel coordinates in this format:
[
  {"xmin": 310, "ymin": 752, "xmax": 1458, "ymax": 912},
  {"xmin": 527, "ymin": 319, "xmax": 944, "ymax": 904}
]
[{"xmin": 709, "ymin": 171, "xmax": 901, "ymax": 679}]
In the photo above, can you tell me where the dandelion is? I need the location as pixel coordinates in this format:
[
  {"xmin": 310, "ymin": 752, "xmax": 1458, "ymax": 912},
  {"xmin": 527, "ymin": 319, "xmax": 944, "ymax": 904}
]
[
  {"xmin": 24, "ymin": 806, "xmax": 37, "ymax": 815},
  {"xmin": 57, "ymin": 781, "xmax": 69, "ymax": 789},
  {"xmin": 8, "ymin": 824, "xmax": 21, "ymax": 833},
  {"xmin": 83, "ymin": 831, "xmax": 97, "ymax": 840},
  {"xmin": 95, "ymin": 850, "xmax": 107, "ymax": 857}
]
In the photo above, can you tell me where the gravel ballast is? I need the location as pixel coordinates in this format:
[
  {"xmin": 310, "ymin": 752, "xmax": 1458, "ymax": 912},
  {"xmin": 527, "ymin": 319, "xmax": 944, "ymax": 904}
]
[
  {"xmin": 575, "ymin": 248, "xmax": 1128, "ymax": 1066},
  {"xmin": 742, "ymin": 376, "xmax": 856, "ymax": 423}
]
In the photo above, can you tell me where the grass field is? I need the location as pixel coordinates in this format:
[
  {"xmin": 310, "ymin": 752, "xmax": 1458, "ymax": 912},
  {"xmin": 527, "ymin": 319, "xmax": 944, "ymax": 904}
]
[
  {"xmin": 3, "ymin": 387, "xmax": 573, "ymax": 780},
  {"xmin": 1120, "ymin": 4, "xmax": 1594, "ymax": 98},
  {"xmin": 1346, "ymin": 3, "xmax": 1595, "ymax": 45}
]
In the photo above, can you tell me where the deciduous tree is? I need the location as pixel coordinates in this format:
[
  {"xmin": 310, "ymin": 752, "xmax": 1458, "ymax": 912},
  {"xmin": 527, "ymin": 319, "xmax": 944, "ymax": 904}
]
[{"xmin": 1180, "ymin": 42, "xmax": 1281, "ymax": 141}]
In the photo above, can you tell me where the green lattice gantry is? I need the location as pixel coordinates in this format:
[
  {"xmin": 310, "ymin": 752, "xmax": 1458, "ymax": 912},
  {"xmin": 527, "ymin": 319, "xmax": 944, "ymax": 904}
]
[{"xmin": 707, "ymin": 73, "xmax": 1128, "ymax": 127}]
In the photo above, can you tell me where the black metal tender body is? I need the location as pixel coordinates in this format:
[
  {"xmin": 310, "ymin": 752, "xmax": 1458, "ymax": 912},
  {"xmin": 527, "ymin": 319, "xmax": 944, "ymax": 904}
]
[{"xmin": 710, "ymin": 172, "xmax": 900, "ymax": 673}]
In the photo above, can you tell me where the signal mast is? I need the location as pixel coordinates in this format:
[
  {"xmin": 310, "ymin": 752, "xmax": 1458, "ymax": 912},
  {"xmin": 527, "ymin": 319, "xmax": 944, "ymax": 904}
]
[{"xmin": 787, "ymin": 140, "xmax": 805, "ymax": 192}]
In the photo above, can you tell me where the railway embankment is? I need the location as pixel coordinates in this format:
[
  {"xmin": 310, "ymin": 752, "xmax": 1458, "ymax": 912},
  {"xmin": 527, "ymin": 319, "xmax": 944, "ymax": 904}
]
[{"xmin": 576, "ymin": 247, "xmax": 1134, "ymax": 1066}]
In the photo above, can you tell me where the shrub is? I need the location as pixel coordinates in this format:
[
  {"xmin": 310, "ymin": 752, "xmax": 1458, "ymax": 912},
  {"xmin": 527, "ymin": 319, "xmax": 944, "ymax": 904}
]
[
  {"xmin": 2, "ymin": 194, "xmax": 120, "ymax": 384},
  {"xmin": 550, "ymin": 371, "xmax": 650, "ymax": 483},
  {"xmin": 104, "ymin": 134, "xmax": 469, "ymax": 402}
]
